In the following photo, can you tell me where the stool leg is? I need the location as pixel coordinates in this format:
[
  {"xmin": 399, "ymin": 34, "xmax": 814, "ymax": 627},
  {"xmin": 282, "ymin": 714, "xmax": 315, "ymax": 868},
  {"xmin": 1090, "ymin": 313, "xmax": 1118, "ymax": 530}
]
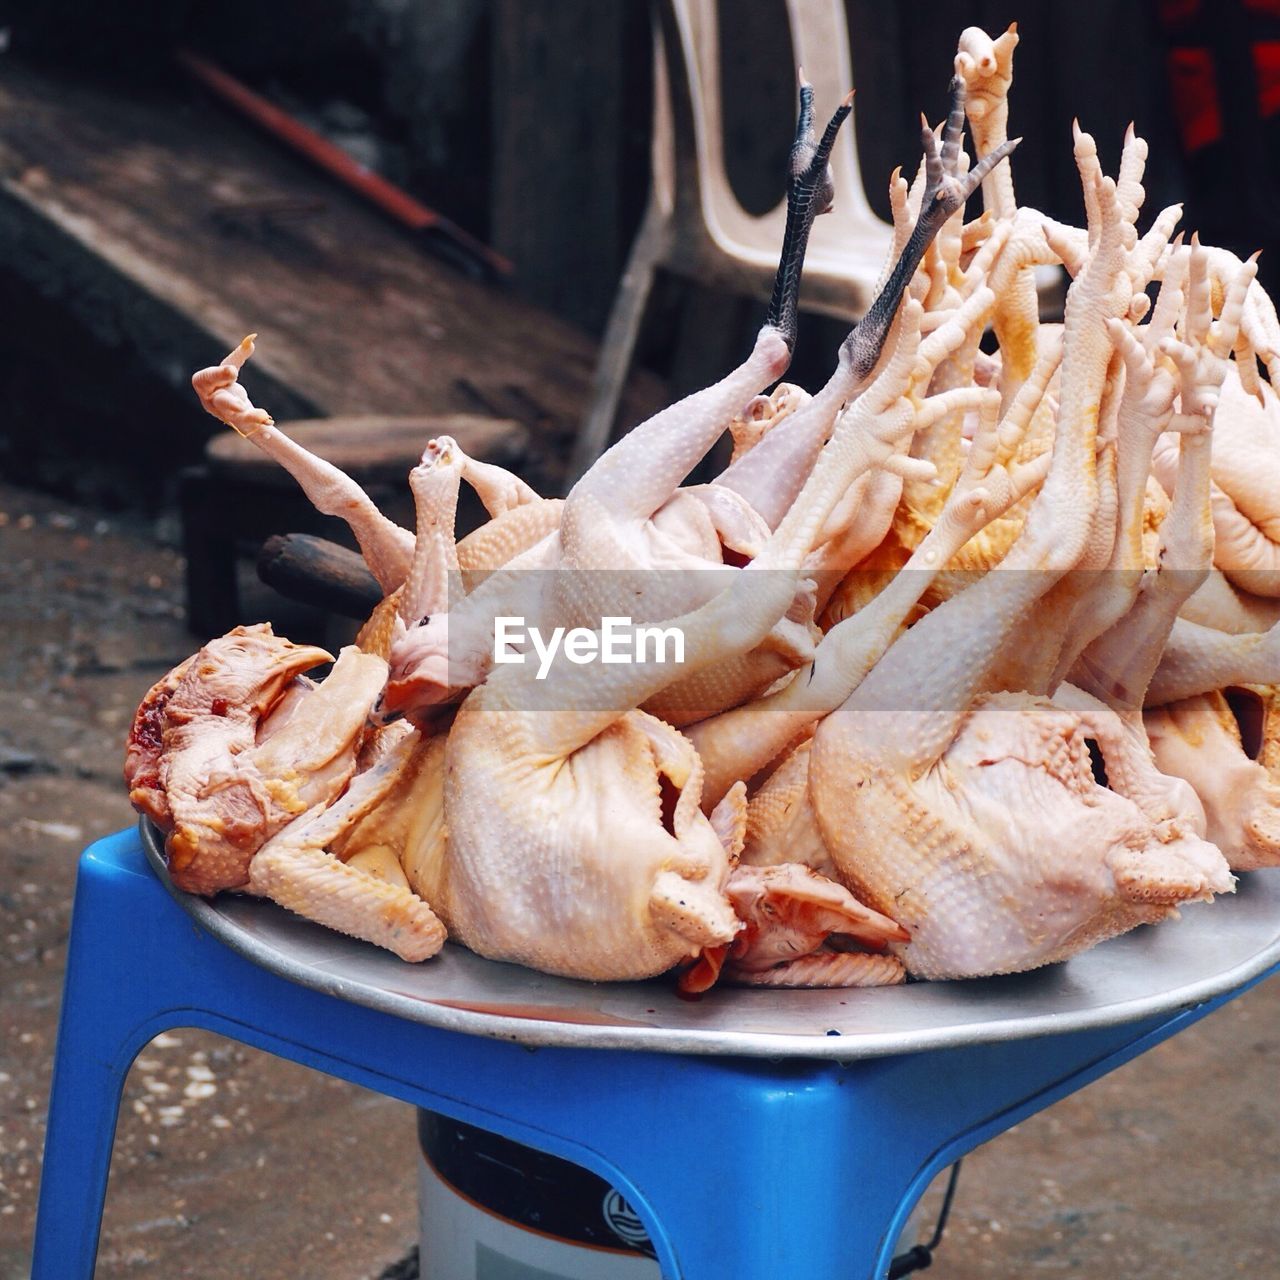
[
  {"xmin": 33, "ymin": 829, "xmax": 1262, "ymax": 1280},
  {"xmin": 569, "ymin": 204, "xmax": 667, "ymax": 485},
  {"xmin": 528, "ymin": 1013, "xmax": 1235, "ymax": 1280},
  {"xmin": 31, "ymin": 835, "xmax": 164, "ymax": 1280},
  {"xmin": 486, "ymin": 1057, "xmax": 895, "ymax": 1279}
]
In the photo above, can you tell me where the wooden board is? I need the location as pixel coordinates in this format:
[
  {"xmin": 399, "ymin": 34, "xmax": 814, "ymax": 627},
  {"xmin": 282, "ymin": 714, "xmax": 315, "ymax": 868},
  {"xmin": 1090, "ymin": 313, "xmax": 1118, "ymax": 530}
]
[
  {"xmin": 206, "ymin": 413, "xmax": 526, "ymax": 487},
  {"xmin": 0, "ymin": 60, "xmax": 665, "ymax": 491},
  {"xmin": 490, "ymin": 0, "xmax": 652, "ymax": 337}
]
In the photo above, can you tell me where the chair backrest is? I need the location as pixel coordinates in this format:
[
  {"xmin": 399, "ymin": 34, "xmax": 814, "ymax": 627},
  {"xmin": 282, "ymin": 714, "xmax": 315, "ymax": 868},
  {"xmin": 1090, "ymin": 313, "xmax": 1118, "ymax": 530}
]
[{"xmin": 659, "ymin": 0, "xmax": 881, "ymax": 240}]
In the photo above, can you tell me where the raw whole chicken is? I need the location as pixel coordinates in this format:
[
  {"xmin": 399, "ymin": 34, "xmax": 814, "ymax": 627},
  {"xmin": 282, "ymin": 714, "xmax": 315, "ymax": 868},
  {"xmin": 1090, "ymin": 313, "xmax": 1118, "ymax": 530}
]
[
  {"xmin": 125, "ymin": 625, "xmax": 445, "ymax": 959},
  {"xmin": 126, "ymin": 27, "xmax": 1280, "ymax": 995}
]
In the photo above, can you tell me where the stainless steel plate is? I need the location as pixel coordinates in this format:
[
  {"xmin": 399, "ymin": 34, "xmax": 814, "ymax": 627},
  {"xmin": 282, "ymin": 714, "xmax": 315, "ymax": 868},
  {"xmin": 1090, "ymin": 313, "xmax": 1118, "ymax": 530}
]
[{"xmin": 140, "ymin": 820, "xmax": 1280, "ymax": 1060}]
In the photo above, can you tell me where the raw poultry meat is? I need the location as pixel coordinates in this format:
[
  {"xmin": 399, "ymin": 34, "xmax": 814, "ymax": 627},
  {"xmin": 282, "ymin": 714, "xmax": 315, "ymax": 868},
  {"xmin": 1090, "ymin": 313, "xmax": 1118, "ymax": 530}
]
[
  {"xmin": 124, "ymin": 625, "xmax": 445, "ymax": 959},
  {"xmin": 376, "ymin": 75, "xmax": 1016, "ymax": 731},
  {"xmin": 130, "ymin": 27, "xmax": 1280, "ymax": 992}
]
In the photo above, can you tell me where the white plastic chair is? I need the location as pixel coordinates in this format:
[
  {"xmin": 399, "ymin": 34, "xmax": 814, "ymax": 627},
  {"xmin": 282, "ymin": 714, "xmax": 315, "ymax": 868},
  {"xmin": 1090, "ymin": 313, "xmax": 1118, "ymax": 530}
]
[{"xmin": 571, "ymin": 0, "xmax": 895, "ymax": 480}]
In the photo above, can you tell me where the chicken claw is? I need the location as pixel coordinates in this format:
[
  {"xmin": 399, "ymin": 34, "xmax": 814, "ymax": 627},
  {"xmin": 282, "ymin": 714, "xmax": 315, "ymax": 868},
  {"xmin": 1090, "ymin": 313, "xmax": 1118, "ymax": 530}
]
[
  {"xmin": 843, "ymin": 76, "xmax": 1019, "ymax": 383},
  {"xmin": 192, "ymin": 335, "xmax": 274, "ymax": 436},
  {"xmin": 767, "ymin": 75, "xmax": 855, "ymax": 350}
]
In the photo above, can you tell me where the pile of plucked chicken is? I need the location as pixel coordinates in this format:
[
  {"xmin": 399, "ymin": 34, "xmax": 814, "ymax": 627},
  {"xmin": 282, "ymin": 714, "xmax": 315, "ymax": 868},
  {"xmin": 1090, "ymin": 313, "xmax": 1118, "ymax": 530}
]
[{"xmin": 127, "ymin": 27, "xmax": 1280, "ymax": 993}]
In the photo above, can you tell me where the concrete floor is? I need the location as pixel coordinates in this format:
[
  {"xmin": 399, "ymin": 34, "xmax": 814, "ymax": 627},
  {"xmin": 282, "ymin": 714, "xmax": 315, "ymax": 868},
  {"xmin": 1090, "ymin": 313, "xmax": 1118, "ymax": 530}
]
[{"xmin": 2, "ymin": 477, "xmax": 1279, "ymax": 1278}]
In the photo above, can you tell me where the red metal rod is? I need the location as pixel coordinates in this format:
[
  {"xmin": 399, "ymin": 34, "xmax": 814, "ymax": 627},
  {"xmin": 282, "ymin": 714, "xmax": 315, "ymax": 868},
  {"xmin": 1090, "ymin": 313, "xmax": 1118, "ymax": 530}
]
[{"xmin": 176, "ymin": 48, "xmax": 512, "ymax": 278}]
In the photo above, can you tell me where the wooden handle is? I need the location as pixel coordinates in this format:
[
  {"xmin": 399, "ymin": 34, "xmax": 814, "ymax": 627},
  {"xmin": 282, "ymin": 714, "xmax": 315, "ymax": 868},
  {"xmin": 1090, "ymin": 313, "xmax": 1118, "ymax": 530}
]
[
  {"xmin": 257, "ymin": 534, "xmax": 382, "ymax": 619},
  {"xmin": 176, "ymin": 50, "xmax": 513, "ymax": 280}
]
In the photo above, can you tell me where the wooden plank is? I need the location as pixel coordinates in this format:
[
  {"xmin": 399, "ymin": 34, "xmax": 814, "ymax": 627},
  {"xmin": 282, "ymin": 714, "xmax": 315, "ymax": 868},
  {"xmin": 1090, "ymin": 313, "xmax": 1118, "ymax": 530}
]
[
  {"xmin": 206, "ymin": 414, "xmax": 526, "ymax": 487},
  {"xmin": 0, "ymin": 59, "xmax": 666, "ymax": 492},
  {"xmin": 490, "ymin": 0, "xmax": 652, "ymax": 335}
]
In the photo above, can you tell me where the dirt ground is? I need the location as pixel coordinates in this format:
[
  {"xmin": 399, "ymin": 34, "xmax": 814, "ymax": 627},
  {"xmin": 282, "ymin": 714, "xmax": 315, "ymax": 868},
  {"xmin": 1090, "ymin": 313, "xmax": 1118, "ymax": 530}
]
[{"xmin": 2, "ymin": 476, "xmax": 1278, "ymax": 1279}]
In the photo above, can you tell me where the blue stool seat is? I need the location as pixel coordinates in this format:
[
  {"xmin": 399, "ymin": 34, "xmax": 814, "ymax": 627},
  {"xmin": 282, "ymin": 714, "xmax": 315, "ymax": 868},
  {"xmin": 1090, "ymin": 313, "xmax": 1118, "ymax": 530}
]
[{"xmin": 32, "ymin": 829, "xmax": 1280, "ymax": 1278}]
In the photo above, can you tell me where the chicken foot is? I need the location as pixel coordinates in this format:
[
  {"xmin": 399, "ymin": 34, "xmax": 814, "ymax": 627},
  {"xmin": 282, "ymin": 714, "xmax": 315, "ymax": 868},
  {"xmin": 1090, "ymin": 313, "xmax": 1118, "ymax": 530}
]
[
  {"xmin": 1075, "ymin": 249, "xmax": 1256, "ymax": 712},
  {"xmin": 192, "ymin": 337, "xmax": 414, "ymax": 593},
  {"xmin": 690, "ymin": 310, "xmax": 1051, "ymax": 808},
  {"xmin": 804, "ymin": 135, "xmax": 1232, "ymax": 979},
  {"xmin": 714, "ymin": 77, "xmax": 1019, "ymax": 530}
]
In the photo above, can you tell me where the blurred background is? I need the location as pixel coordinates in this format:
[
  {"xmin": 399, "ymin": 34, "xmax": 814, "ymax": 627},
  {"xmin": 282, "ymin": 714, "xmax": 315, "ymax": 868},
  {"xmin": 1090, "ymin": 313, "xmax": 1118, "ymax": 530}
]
[
  {"xmin": 3, "ymin": 3, "xmax": 1280, "ymax": 1278},
  {"xmin": 0, "ymin": 0, "xmax": 1272, "ymax": 510}
]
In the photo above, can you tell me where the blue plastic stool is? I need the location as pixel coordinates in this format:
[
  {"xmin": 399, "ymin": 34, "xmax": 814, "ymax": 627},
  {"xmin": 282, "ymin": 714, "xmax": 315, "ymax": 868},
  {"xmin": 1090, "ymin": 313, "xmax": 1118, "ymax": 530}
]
[{"xmin": 31, "ymin": 829, "xmax": 1279, "ymax": 1279}]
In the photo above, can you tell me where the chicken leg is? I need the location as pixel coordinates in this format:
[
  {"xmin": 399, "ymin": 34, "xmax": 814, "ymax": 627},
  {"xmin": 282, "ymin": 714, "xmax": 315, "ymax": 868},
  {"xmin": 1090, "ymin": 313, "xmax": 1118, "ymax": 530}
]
[{"xmin": 807, "ymin": 130, "xmax": 1232, "ymax": 980}]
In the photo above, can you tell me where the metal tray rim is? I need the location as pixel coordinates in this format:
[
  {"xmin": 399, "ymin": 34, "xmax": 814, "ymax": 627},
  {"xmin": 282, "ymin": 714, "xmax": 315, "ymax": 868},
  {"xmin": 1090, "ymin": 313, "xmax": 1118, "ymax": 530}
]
[{"xmin": 139, "ymin": 819, "xmax": 1280, "ymax": 1061}]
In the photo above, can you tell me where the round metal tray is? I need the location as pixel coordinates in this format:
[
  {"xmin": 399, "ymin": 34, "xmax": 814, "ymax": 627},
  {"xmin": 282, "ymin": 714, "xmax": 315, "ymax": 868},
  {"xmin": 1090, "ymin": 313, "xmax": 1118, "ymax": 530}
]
[{"xmin": 141, "ymin": 820, "xmax": 1280, "ymax": 1061}]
